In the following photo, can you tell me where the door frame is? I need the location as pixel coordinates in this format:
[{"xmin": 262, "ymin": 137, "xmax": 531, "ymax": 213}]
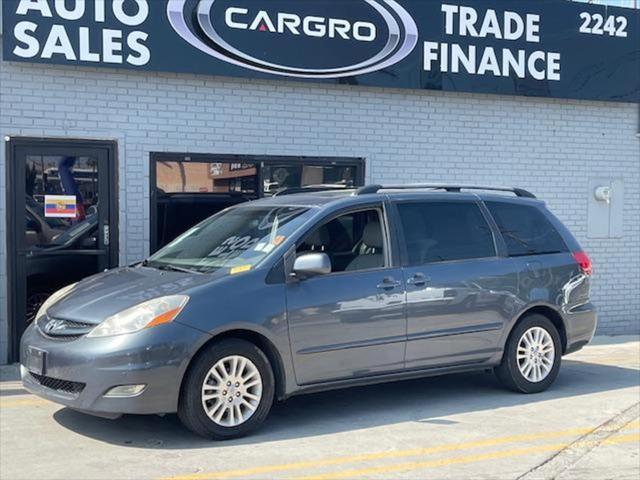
[
  {"xmin": 5, "ymin": 137, "xmax": 119, "ymax": 362},
  {"xmin": 149, "ymin": 152, "xmax": 366, "ymax": 253}
]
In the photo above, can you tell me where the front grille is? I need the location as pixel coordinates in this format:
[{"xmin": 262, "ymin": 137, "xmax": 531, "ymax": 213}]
[
  {"xmin": 37, "ymin": 316, "xmax": 95, "ymax": 340},
  {"xmin": 54, "ymin": 319, "xmax": 93, "ymax": 329},
  {"xmin": 29, "ymin": 373, "xmax": 86, "ymax": 395}
]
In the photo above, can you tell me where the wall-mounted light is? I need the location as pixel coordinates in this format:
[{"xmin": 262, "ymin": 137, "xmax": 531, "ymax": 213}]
[{"xmin": 594, "ymin": 185, "xmax": 612, "ymax": 204}]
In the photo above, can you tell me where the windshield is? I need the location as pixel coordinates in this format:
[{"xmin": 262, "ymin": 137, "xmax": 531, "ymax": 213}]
[{"xmin": 146, "ymin": 206, "xmax": 311, "ymax": 273}]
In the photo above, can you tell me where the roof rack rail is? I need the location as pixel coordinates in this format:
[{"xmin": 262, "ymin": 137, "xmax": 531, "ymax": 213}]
[
  {"xmin": 273, "ymin": 184, "xmax": 352, "ymax": 197},
  {"xmin": 355, "ymin": 184, "xmax": 536, "ymax": 198}
]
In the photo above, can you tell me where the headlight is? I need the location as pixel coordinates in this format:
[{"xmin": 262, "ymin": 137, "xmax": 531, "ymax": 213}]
[
  {"xmin": 35, "ymin": 283, "xmax": 78, "ymax": 321},
  {"xmin": 87, "ymin": 295, "xmax": 189, "ymax": 338}
]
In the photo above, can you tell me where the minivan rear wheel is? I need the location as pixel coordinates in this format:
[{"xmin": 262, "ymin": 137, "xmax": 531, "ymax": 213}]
[
  {"xmin": 495, "ymin": 314, "xmax": 561, "ymax": 394},
  {"xmin": 178, "ymin": 339, "xmax": 275, "ymax": 440}
]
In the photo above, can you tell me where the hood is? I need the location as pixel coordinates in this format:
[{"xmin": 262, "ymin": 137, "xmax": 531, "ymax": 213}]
[{"xmin": 46, "ymin": 266, "xmax": 215, "ymax": 324}]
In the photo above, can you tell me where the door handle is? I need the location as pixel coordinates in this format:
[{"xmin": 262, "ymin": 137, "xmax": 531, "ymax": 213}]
[
  {"xmin": 103, "ymin": 224, "xmax": 110, "ymax": 246},
  {"xmin": 377, "ymin": 277, "xmax": 402, "ymax": 290},
  {"xmin": 407, "ymin": 273, "xmax": 430, "ymax": 286}
]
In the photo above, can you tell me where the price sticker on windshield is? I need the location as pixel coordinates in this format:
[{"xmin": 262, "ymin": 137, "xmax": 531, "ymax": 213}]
[{"xmin": 230, "ymin": 265, "xmax": 252, "ymax": 275}]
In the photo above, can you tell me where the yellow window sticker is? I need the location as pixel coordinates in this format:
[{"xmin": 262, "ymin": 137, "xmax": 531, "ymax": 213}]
[
  {"xmin": 230, "ymin": 265, "xmax": 252, "ymax": 275},
  {"xmin": 272, "ymin": 235, "xmax": 286, "ymax": 246}
]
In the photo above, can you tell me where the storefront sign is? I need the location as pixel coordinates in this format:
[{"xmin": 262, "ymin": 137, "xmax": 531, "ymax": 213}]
[{"xmin": 2, "ymin": 0, "xmax": 639, "ymax": 102}]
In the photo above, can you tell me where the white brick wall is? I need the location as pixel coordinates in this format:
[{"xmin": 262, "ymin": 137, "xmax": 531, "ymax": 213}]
[{"xmin": 1, "ymin": 52, "xmax": 639, "ymax": 363}]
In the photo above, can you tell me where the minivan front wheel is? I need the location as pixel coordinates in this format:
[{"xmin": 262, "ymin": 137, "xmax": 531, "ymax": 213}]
[
  {"xmin": 178, "ymin": 339, "xmax": 275, "ymax": 440},
  {"xmin": 495, "ymin": 314, "xmax": 562, "ymax": 393}
]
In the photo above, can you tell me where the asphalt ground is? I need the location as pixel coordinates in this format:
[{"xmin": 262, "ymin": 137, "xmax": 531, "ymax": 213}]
[{"xmin": 1, "ymin": 336, "xmax": 638, "ymax": 480}]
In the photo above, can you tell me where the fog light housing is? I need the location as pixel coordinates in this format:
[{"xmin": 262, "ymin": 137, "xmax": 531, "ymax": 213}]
[{"xmin": 104, "ymin": 384, "xmax": 146, "ymax": 398}]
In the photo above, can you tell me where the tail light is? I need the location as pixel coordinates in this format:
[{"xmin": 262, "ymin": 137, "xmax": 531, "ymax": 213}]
[{"xmin": 573, "ymin": 251, "xmax": 592, "ymax": 276}]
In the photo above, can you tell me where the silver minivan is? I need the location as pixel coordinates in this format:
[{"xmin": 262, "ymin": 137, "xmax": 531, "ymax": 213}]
[{"xmin": 21, "ymin": 185, "xmax": 597, "ymax": 439}]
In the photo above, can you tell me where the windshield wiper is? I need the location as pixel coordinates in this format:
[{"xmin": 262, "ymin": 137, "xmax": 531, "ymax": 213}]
[
  {"xmin": 157, "ymin": 264, "xmax": 203, "ymax": 274},
  {"xmin": 143, "ymin": 261, "xmax": 203, "ymax": 275}
]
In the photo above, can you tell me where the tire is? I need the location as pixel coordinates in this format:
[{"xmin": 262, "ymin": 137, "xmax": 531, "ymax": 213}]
[
  {"xmin": 178, "ymin": 339, "xmax": 275, "ymax": 440},
  {"xmin": 495, "ymin": 314, "xmax": 562, "ymax": 394}
]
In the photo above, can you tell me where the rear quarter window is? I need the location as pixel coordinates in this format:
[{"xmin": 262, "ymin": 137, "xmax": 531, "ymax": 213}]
[{"xmin": 485, "ymin": 202, "xmax": 568, "ymax": 257}]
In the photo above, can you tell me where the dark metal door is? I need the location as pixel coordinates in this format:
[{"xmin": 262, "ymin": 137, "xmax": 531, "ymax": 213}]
[{"xmin": 7, "ymin": 139, "xmax": 117, "ymax": 360}]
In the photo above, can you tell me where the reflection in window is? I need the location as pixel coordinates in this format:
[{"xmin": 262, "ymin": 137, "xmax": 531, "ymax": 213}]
[
  {"xmin": 486, "ymin": 202, "xmax": 568, "ymax": 257},
  {"xmin": 26, "ymin": 155, "xmax": 99, "ymax": 221},
  {"xmin": 263, "ymin": 165, "xmax": 356, "ymax": 195},
  {"xmin": 398, "ymin": 202, "xmax": 496, "ymax": 265},
  {"xmin": 149, "ymin": 207, "xmax": 311, "ymax": 272},
  {"xmin": 156, "ymin": 161, "xmax": 257, "ymax": 194}
]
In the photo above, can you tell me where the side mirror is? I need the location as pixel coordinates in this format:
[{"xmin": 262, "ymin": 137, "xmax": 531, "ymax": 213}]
[{"xmin": 292, "ymin": 253, "xmax": 331, "ymax": 278}]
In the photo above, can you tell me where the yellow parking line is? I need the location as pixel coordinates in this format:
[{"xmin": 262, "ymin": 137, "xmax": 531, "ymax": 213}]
[
  {"xmin": 622, "ymin": 420, "xmax": 640, "ymax": 430},
  {"xmin": 603, "ymin": 432, "xmax": 640, "ymax": 445},
  {"xmin": 299, "ymin": 434, "xmax": 640, "ymax": 480},
  {"xmin": 164, "ymin": 427, "xmax": 593, "ymax": 480},
  {"xmin": 602, "ymin": 433, "xmax": 640, "ymax": 445},
  {"xmin": 0, "ymin": 398, "xmax": 49, "ymax": 408}
]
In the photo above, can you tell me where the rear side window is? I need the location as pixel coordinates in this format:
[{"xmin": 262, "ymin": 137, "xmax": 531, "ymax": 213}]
[
  {"xmin": 397, "ymin": 202, "xmax": 495, "ymax": 265},
  {"xmin": 485, "ymin": 202, "xmax": 568, "ymax": 257}
]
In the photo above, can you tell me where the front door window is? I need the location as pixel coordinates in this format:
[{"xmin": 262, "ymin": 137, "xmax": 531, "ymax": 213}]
[{"xmin": 297, "ymin": 209, "xmax": 386, "ymax": 273}]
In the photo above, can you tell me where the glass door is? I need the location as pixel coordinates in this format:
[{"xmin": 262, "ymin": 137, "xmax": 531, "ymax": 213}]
[{"xmin": 8, "ymin": 139, "xmax": 117, "ymax": 359}]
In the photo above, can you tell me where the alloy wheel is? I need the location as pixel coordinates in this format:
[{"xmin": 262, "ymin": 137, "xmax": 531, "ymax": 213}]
[
  {"xmin": 201, "ymin": 355, "xmax": 263, "ymax": 427},
  {"xmin": 516, "ymin": 326, "xmax": 555, "ymax": 383}
]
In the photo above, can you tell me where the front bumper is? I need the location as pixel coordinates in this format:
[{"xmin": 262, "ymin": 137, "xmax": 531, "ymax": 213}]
[{"xmin": 20, "ymin": 321, "xmax": 206, "ymax": 416}]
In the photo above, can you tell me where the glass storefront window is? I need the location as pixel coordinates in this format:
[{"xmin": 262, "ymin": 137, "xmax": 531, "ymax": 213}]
[
  {"xmin": 262, "ymin": 164, "xmax": 356, "ymax": 195},
  {"xmin": 156, "ymin": 160, "xmax": 257, "ymax": 194},
  {"xmin": 152, "ymin": 155, "xmax": 363, "ymax": 251}
]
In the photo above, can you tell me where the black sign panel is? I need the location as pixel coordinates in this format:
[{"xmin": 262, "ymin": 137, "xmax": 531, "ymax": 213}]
[{"xmin": 2, "ymin": 0, "xmax": 639, "ymax": 102}]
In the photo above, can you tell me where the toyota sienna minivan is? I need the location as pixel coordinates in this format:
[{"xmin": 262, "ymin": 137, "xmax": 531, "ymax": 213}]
[{"xmin": 21, "ymin": 184, "xmax": 597, "ymax": 439}]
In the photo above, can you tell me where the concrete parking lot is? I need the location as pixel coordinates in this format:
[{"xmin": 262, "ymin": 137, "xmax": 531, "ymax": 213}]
[{"xmin": 1, "ymin": 336, "xmax": 638, "ymax": 480}]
